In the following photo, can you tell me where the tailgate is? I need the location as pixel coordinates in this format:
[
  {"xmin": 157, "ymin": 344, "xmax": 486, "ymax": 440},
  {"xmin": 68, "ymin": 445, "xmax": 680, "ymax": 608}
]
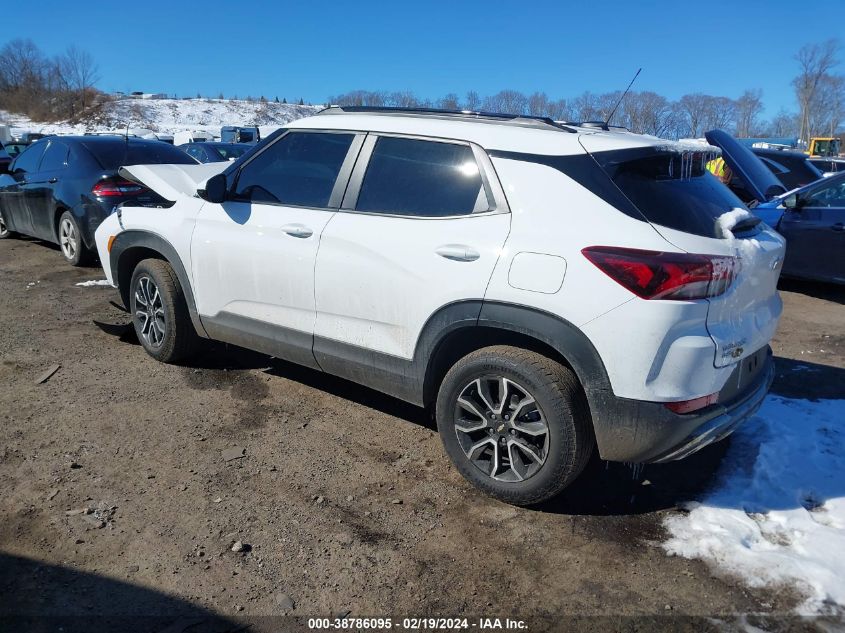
[{"xmin": 706, "ymin": 222, "xmax": 785, "ymax": 366}]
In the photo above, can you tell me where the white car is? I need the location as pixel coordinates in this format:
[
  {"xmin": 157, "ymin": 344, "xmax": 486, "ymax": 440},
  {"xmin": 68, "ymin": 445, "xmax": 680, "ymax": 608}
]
[{"xmin": 94, "ymin": 107, "xmax": 785, "ymax": 505}]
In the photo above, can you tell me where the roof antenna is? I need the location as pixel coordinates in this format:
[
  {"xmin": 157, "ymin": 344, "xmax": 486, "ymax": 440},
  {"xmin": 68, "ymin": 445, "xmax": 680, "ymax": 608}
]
[{"xmin": 606, "ymin": 68, "xmax": 641, "ymax": 127}]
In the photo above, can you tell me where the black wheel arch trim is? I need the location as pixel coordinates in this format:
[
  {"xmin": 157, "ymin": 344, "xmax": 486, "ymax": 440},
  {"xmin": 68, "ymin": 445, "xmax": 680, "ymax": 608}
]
[
  {"xmin": 109, "ymin": 230, "xmax": 208, "ymax": 338},
  {"xmin": 316, "ymin": 300, "xmax": 615, "ymax": 439}
]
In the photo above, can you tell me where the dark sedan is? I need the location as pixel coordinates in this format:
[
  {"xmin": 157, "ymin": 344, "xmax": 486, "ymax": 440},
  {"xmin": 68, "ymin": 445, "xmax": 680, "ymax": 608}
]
[
  {"xmin": 752, "ymin": 147, "xmax": 823, "ymax": 191},
  {"xmin": 0, "ymin": 136, "xmax": 196, "ymax": 265},
  {"xmin": 178, "ymin": 142, "xmax": 251, "ymax": 163},
  {"xmin": 754, "ymin": 171, "xmax": 845, "ymax": 284}
]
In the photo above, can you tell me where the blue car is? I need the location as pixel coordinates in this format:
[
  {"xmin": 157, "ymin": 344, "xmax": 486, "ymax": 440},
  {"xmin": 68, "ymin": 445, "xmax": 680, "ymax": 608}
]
[
  {"xmin": 753, "ymin": 172, "xmax": 845, "ymax": 284},
  {"xmin": 705, "ymin": 129, "xmax": 843, "ymax": 285}
]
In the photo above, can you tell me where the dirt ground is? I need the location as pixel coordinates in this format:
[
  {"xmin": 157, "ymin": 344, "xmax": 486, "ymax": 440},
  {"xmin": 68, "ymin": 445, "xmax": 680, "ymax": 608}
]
[{"xmin": 1, "ymin": 236, "xmax": 843, "ymax": 632}]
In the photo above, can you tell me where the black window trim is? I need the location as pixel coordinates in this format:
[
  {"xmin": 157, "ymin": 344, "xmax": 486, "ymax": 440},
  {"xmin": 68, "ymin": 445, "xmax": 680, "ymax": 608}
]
[
  {"xmin": 228, "ymin": 128, "xmax": 365, "ymax": 211},
  {"xmin": 340, "ymin": 131, "xmax": 510, "ymax": 220}
]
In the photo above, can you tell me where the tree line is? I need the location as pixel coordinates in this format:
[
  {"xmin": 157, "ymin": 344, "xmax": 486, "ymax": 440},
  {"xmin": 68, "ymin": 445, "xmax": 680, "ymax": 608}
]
[
  {"xmin": 0, "ymin": 39, "xmax": 100, "ymax": 121},
  {"xmin": 328, "ymin": 40, "xmax": 844, "ymax": 141}
]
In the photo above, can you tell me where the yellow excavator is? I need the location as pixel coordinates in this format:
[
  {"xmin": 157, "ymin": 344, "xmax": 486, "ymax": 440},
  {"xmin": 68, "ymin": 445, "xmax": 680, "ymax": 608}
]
[{"xmin": 805, "ymin": 137, "xmax": 841, "ymax": 157}]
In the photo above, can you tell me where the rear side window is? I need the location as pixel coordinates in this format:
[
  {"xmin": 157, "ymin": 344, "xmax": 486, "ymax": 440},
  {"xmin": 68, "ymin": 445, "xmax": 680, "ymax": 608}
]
[
  {"xmin": 600, "ymin": 150, "xmax": 747, "ymax": 238},
  {"xmin": 233, "ymin": 132, "xmax": 354, "ymax": 207},
  {"xmin": 186, "ymin": 145, "xmax": 208, "ymax": 162},
  {"xmin": 11, "ymin": 142, "xmax": 46, "ymax": 173},
  {"xmin": 86, "ymin": 141, "xmax": 197, "ymax": 169},
  {"xmin": 355, "ymin": 137, "xmax": 488, "ymax": 217},
  {"xmin": 39, "ymin": 141, "xmax": 70, "ymax": 171}
]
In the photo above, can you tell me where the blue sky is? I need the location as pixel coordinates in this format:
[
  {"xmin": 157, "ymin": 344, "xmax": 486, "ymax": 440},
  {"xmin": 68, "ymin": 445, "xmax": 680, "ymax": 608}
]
[{"xmin": 8, "ymin": 0, "xmax": 845, "ymax": 117}]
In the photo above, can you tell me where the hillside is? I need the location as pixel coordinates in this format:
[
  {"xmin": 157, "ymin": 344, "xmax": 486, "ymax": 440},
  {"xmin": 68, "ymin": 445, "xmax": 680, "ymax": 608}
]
[{"xmin": 1, "ymin": 98, "xmax": 323, "ymax": 137}]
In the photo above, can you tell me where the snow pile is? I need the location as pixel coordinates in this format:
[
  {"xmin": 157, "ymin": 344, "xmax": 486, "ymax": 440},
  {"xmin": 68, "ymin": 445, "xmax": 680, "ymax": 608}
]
[
  {"xmin": 75, "ymin": 279, "xmax": 112, "ymax": 287},
  {"xmin": 663, "ymin": 396, "xmax": 845, "ymax": 614},
  {"xmin": 0, "ymin": 98, "xmax": 322, "ymax": 138},
  {"xmin": 716, "ymin": 207, "xmax": 755, "ymax": 238}
]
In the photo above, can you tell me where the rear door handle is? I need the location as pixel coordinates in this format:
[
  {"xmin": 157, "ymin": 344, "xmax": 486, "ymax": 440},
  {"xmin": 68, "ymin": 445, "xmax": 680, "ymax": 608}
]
[
  {"xmin": 435, "ymin": 244, "xmax": 480, "ymax": 262},
  {"xmin": 281, "ymin": 224, "xmax": 313, "ymax": 238},
  {"xmin": 832, "ymin": 223, "xmax": 844, "ymax": 232}
]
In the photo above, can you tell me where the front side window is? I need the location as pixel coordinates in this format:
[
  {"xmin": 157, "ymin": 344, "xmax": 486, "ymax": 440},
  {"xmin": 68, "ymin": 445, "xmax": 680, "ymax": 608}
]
[
  {"xmin": 233, "ymin": 132, "xmax": 354, "ymax": 207},
  {"xmin": 11, "ymin": 141, "xmax": 47, "ymax": 174},
  {"xmin": 805, "ymin": 178, "xmax": 845, "ymax": 208},
  {"xmin": 355, "ymin": 137, "xmax": 488, "ymax": 217}
]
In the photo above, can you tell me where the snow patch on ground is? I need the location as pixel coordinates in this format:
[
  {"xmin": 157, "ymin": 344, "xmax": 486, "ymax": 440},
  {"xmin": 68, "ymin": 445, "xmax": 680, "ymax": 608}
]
[
  {"xmin": 663, "ymin": 396, "xmax": 845, "ymax": 614},
  {"xmin": 75, "ymin": 279, "xmax": 112, "ymax": 287}
]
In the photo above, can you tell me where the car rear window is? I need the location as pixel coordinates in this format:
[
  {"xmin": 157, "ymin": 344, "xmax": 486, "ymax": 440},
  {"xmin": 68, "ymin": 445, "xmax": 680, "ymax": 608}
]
[
  {"xmin": 216, "ymin": 145, "xmax": 248, "ymax": 160},
  {"xmin": 597, "ymin": 149, "xmax": 747, "ymax": 239},
  {"xmin": 85, "ymin": 141, "xmax": 197, "ymax": 169}
]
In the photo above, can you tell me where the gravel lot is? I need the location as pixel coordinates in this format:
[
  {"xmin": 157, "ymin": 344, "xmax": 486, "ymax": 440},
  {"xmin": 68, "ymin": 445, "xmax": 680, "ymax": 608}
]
[{"xmin": 1, "ymin": 236, "xmax": 842, "ymax": 631}]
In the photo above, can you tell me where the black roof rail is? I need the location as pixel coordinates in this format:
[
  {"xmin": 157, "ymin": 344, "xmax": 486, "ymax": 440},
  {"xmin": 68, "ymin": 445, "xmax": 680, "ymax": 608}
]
[{"xmin": 318, "ymin": 105, "xmax": 578, "ymax": 133}]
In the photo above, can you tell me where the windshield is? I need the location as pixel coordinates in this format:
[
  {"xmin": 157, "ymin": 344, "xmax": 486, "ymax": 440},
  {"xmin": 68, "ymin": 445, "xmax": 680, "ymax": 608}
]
[{"xmin": 815, "ymin": 139, "xmax": 840, "ymax": 157}]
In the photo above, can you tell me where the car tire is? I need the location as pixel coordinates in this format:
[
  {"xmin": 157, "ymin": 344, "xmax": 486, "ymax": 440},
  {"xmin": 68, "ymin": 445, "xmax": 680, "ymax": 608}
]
[
  {"xmin": 57, "ymin": 210, "xmax": 93, "ymax": 266},
  {"xmin": 0, "ymin": 209, "xmax": 16, "ymax": 239},
  {"xmin": 436, "ymin": 345, "xmax": 594, "ymax": 506},
  {"xmin": 129, "ymin": 258, "xmax": 199, "ymax": 363}
]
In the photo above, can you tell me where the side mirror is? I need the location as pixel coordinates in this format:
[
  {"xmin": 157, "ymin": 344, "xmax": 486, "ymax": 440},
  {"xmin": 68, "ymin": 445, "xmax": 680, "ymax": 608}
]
[
  {"xmin": 198, "ymin": 173, "xmax": 227, "ymax": 203},
  {"xmin": 782, "ymin": 193, "xmax": 799, "ymax": 210}
]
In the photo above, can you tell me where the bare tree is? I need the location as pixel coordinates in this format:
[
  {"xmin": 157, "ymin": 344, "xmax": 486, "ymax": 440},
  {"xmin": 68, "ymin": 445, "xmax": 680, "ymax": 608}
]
[
  {"xmin": 793, "ymin": 39, "xmax": 840, "ymax": 142},
  {"xmin": 484, "ymin": 90, "xmax": 527, "ymax": 115},
  {"xmin": 60, "ymin": 45, "xmax": 99, "ymax": 111},
  {"xmin": 438, "ymin": 92, "xmax": 460, "ymax": 110},
  {"xmin": 527, "ymin": 91, "xmax": 550, "ymax": 117},
  {"xmin": 620, "ymin": 91, "xmax": 671, "ymax": 136},
  {"xmin": 464, "ymin": 90, "xmax": 481, "ymax": 111},
  {"xmin": 547, "ymin": 98, "xmax": 572, "ymax": 122},
  {"xmin": 572, "ymin": 92, "xmax": 600, "ymax": 122},
  {"xmin": 734, "ymin": 89, "xmax": 763, "ymax": 137},
  {"xmin": 809, "ymin": 74, "xmax": 845, "ymax": 137}
]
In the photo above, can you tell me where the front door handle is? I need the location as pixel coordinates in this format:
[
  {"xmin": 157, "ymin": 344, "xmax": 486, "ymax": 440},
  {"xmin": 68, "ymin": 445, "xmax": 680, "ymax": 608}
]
[
  {"xmin": 48, "ymin": 177, "xmax": 58, "ymax": 184},
  {"xmin": 832, "ymin": 223, "xmax": 844, "ymax": 232},
  {"xmin": 281, "ymin": 224, "xmax": 313, "ymax": 238},
  {"xmin": 435, "ymin": 244, "xmax": 480, "ymax": 262}
]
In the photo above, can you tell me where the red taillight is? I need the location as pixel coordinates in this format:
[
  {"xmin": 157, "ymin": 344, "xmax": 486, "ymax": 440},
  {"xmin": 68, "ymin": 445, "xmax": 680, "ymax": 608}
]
[
  {"xmin": 663, "ymin": 392, "xmax": 719, "ymax": 414},
  {"xmin": 582, "ymin": 246, "xmax": 737, "ymax": 300},
  {"xmin": 92, "ymin": 178, "xmax": 148, "ymax": 197}
]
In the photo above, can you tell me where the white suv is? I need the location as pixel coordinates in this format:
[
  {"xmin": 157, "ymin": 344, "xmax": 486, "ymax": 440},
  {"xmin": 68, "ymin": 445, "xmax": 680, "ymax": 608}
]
[{"xmin": 94, "ymin": 107, "xmax": 785, "ymax": 505}]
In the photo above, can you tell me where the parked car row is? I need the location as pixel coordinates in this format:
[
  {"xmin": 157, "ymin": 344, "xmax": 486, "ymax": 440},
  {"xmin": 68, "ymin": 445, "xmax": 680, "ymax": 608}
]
[
  {"xmin": 0, "ymin": 107, "xmax": 833, "ymax": 505},
  {"xmin": 0, "ymin": 136, "xmax": 196, "ymax": 263}
]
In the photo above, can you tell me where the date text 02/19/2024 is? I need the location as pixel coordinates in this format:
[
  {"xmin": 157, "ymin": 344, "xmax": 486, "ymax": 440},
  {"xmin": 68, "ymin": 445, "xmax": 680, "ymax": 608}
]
[{"xmin": 307, "ymin": 617, "xmax": 529, "ymax": 630}]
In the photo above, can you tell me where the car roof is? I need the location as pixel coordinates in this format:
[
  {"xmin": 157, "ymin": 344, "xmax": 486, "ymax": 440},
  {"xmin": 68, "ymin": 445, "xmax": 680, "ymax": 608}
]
[
  {"xmin": 287, "ymin": 108, "xmax": 670, "ymax": 156},
  {"xmin": 752, "ymin": 148, "xmax": 809, "ymax": 160},
  {"xmin": 195, "ymin": 141, "xmax": 250, "ymax": 147}
]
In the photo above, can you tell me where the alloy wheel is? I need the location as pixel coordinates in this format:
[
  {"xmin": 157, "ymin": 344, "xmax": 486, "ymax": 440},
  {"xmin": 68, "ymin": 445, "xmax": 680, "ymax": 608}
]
[
  {"xmin": 0, "ymin": 212, "xmax": 7, "ymax": 237},
  {"xmin": 134, "ymin": 276, "xmax": 166, "ymax": 347},
  {"xmin": 59, "ymin": 217, "xmax": 78, "ymax": 260},
  {"xmin": 454, "ymin": 376, "xmax": 550, "ymax": 482}
]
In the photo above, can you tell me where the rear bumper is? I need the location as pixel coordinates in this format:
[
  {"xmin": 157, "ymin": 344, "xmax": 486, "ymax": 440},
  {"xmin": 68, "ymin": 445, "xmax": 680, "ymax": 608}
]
[{"xmin": 588, "ymin": 347, "xmax": 774, "ymax": 463}]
